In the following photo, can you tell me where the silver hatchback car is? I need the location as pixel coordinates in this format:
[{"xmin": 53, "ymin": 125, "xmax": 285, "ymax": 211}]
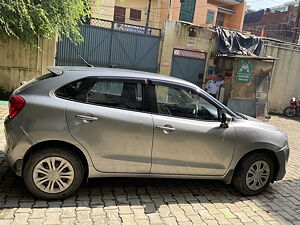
[{"xmin": 4, "ymin": 67, "xmax": 289, "ymax": 199}]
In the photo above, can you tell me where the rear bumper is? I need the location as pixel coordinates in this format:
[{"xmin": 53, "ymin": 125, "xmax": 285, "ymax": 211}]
[
  {"xmin": 4, "ymin": 116, "xmax": 33, "ymax": 176},
  {"xmin": 274, "ymin": 145, "xmax": 289, "ymax": 181},
  {"xmin": 3, "ymin": 152, "xmax": 23, "ymax": 176}
]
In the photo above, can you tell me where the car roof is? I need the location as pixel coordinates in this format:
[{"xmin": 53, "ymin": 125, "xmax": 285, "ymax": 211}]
[{"xmin": 48, "ymin": 66, "xmax": 199, "ymax": 89}]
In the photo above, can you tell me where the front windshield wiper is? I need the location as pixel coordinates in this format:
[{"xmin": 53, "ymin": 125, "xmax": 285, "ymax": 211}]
[{"xmin": 234, "ymin": 111, "xmax": 248, "ymax": 120}]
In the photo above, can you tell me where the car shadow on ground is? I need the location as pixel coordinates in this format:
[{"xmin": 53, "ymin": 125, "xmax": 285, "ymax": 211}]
[
  {"xmin": 269, "ymin": 114, "xmax": 300, "ymax": 122},
  {"xmin": 0, "ymin": 154, "xmax": 298, "ymax": 224}
]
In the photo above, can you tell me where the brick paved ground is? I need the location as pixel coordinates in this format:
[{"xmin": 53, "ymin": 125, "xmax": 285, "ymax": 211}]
[{"xmin": 0, "ymin": 104, "xmax": 299, "ymax": 225}]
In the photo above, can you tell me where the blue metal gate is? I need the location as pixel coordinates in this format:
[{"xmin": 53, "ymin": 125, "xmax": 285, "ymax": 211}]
[
  {"xmin": 170, "ymin": 48, "xmax": 207, "ymax": 86},
  {"xmin": 56, "ymin": 19, "xmax": 161, "ymax": 72}
]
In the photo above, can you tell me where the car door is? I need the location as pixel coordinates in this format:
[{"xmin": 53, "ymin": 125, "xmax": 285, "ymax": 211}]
[
  {"xmin": 60, "ymin": 77, "xmax": 154, "ymax": 173},
  {"xmin": 150, "ymin": 81, "xmax": 236, "ymax": 176}
]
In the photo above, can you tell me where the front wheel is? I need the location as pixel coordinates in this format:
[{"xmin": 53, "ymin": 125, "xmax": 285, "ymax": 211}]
[
  {"xmin": 23, "ymin": 147, "xmax": 84, "ymax": 200},
  {"xmin": 284, "ymin": 107, "xmax": 296, "ymax": 117},
  {"xmin": 232, "ymin": 153, "xmax": 274, "ymax": 196}
]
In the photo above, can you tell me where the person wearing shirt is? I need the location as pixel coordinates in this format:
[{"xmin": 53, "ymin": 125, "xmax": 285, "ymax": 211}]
[{"xmin": 205, "ymin": 76, "xmax": 224, "ymax": 98}]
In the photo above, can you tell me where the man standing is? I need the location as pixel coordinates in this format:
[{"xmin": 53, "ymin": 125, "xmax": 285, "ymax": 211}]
[{"xmin": 205, "ymin": 75, "xmax": 224, "ymax": 98}]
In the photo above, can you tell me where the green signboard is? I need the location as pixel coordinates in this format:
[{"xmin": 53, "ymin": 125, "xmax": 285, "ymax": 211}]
[{"xmin": 236, "ymin": 59, "xmax": 253, "ymax": 83}]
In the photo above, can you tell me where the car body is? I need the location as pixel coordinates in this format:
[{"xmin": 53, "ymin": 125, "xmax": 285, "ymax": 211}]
[{"xmin": 4, "ymin": 67, "xmax": 289, "ymax": 199}]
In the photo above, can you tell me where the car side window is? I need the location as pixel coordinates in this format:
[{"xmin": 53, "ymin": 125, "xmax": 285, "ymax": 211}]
[
  {"xmin": 56, "ymin": 78, "xmax": 144, "ymax": 112},
  {"xmin": 55, "ymin": 78, "xmax": 95, "ymax": 102},
  {"xmin": 155, "ymin": 84, "xmax": 219, "ymax": 121},
  {"xmin": 86, "ymin": 80, "xmax": 143, "ymax": 111}
]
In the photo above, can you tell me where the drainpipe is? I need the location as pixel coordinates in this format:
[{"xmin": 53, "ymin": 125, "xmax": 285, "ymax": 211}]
[
  {"xmin": 146, "ymin": 0, "xmax": 152, "ymax": 27},
  {"xmin": 168, "ymin": 0, "xmax": 172, "ymax": 20}
]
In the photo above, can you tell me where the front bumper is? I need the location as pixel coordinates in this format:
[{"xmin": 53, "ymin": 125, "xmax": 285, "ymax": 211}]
[{"xmin": 274, "ymin": 145, "xmax": 289, "ymax": 181}]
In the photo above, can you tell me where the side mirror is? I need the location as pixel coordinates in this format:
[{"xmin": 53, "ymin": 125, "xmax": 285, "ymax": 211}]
[{"xmin": 220, "ymin": 112, "xmax": 233, "ymax": 128}]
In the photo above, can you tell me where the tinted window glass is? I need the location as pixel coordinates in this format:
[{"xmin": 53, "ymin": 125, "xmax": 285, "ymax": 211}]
[
  {"xmin": 87, "ymin": 80, "xmax": 143, "ymax": 111},
  {"xmin": 35, "ymin": 73, "xmax": 58, "ymax": 81},
  {"xmin": 17, "ymin": 73, "xmax": 57, "ymax": 92},
  {"xmin": 155, "ymin": 84, "xmax": 219, "ymax": 121},
  {"xmin": 56, "ymin": 78, "xmax": 144, "ymax": 112},
  {"xmin": 55, "ymin": 78, "xmax": 95, "ymax": 102}
]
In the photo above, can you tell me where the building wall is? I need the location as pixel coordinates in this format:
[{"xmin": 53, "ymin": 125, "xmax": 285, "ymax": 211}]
[
  {"xmin": 91, "ymin": 0, "xmax": 170, "ymax": 28},
  {"xmin": 194, "ymin": 1, "xmax": 218, "ymax": 26},
  {"xmin": 90, "ymin": 0, "xmax": 116, "ymax": 21},
  {"xmin": 230, "ymin": 59, "xmax": 273, "ymax": 100},
  {"xmin": 169, "ymin": 0, "xmax": 180, "ymax": 21},
  {"xmin": 0, "ymin": 38, "xmax": 56, "ymax": 95},
  {"xmin": 223, "ymin": 2, "xmax": 246, "ymax": 30},
  {"xmin": 270, "ymin": 0, "xmax": 298, "ymax": 12},
  {"xmin": 244, "ymin": 6, "xmax": 298, "ymax": 43},
  {"xmin": 159, "ymin": 20, "xmax": 213, "ymax": 76},
  {"xmin": 158, "ymin": 0, "xmax": 172, "ymax": 28},
  {"xmin": 170, "ymin": 0, "xmax": 245, "ymax": 30},
  {"xmin": 262, "ymin": 41, "xmax": 300, "ymax": 113}
]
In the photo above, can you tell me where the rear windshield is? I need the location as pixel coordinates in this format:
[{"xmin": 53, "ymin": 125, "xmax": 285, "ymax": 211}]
[
  {"xmin": 35, "ymin": 73, "xmax": 58, "ymax": 81},
  {"xmin": 21, "ymin": 73, "xmax": 57, "ymax": 87}
]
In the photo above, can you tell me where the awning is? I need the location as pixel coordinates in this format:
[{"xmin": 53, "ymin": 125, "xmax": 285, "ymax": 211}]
[
  {"xmin": 212, "ymin": 0, "xmax": 243, "ymax": 6},
  {"xmin": 213, "ymin": 54, "xmax": 278, "ymax": 60},
  {"xmin": 218, "ymin": 7, "xmax": 235, "ymax": 14}
]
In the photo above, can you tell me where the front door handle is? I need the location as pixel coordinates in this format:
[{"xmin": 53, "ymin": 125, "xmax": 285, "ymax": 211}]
[
  {"xmin": 75, "ymin": 114, "xmax": 98, "ymax": 122},
  {"xmin": 156, "ymin": 125, "xmax": 176, "ymax": 134}
]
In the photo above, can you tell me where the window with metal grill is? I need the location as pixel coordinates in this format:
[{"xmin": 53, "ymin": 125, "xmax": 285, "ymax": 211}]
[
  {"xmin": 130, "ymin": 9, "xmax": 142, "ymax": 21},
  {"xmin": 216, "ymin": 13, "xmax": 225, "ymax": 27},
  {"xmin": 114, "ymin": 6, "xmax": 126, "ymax": 23},
  {"xmin": 206, "ymin": 10, "xmax": 215, "ymax": 25},
  {"xmin": 179, "ymin": 0, "xmax": 196, "ymax": 23}
]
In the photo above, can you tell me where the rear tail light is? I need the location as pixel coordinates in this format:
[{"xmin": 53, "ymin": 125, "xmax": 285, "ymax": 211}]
[{"xmin": 9, "ymin": 96, "xmax": 26, "ymax": 119}]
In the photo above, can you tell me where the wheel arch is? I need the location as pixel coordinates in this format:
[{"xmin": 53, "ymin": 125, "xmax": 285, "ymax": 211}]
[
  {"xmin": 22, "ymin": 140, "xmax": 89, "ymax": 180},
  {"xmin": 225, "ymin": 149, "xmax": 280, "ymax": 184}
]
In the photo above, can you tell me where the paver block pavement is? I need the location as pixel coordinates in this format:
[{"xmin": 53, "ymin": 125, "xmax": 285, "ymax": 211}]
[{"xmin": 0, "ymin": 104, "xmax": 300, "ymax": 225}]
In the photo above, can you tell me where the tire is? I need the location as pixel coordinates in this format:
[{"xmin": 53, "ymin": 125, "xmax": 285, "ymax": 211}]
[
  {"xmin": 232, "ymin": 153, "xmax": 274, "ymax": 196},
  {"xmin": 23, "ymin": 147, "xmax": 84, "ymax": 200},
  {"xmin": 284, "ymin": 107, "xmax": 296, "ymax": 117}
]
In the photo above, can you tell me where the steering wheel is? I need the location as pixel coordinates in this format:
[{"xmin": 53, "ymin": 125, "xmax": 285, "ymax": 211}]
[
  {"xmin": 159, "ymin": 105, "xmax": 172, "ymax": 115},
  {"xmin": 87, "ymin": 91, "xmax": 94, "ymax": 97}
]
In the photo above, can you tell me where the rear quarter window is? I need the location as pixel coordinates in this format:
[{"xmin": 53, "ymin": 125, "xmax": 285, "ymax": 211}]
[{"xmin": 14, "ymin": 72, "xmax": 58, "ymax": 94}]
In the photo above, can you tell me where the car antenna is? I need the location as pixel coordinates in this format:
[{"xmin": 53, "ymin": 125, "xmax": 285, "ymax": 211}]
[{"xmin": 79, "ymin": 56, "xmax": 94, "ymax": 68}]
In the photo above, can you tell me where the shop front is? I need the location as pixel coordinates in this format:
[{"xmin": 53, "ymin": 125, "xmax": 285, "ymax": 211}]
[{"xmin": 207, "ymin": 55, "xmax": 276, "ymax": 120}]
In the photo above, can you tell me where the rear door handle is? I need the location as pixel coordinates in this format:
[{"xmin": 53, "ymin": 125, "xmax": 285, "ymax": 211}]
[
  {"xmin": 156, "ymin": 125, "xmax": 176, "ymax": 134},
  {"xmin": 75, "ymin": 114, "xmax": 98, "ymax": 122}
]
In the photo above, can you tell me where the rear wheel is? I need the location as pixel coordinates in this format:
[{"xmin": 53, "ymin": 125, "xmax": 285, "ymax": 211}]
[
  {"xmin": 232, "ymin": 153, "xmax": 274, "ymax": 196},
  {"xmin": 284, "ymin": 107, "xmax": 296, "ymax": 117},
  {"xmin": 23, "ymin": 147, "xmax": 84, "ymax": 200}
]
